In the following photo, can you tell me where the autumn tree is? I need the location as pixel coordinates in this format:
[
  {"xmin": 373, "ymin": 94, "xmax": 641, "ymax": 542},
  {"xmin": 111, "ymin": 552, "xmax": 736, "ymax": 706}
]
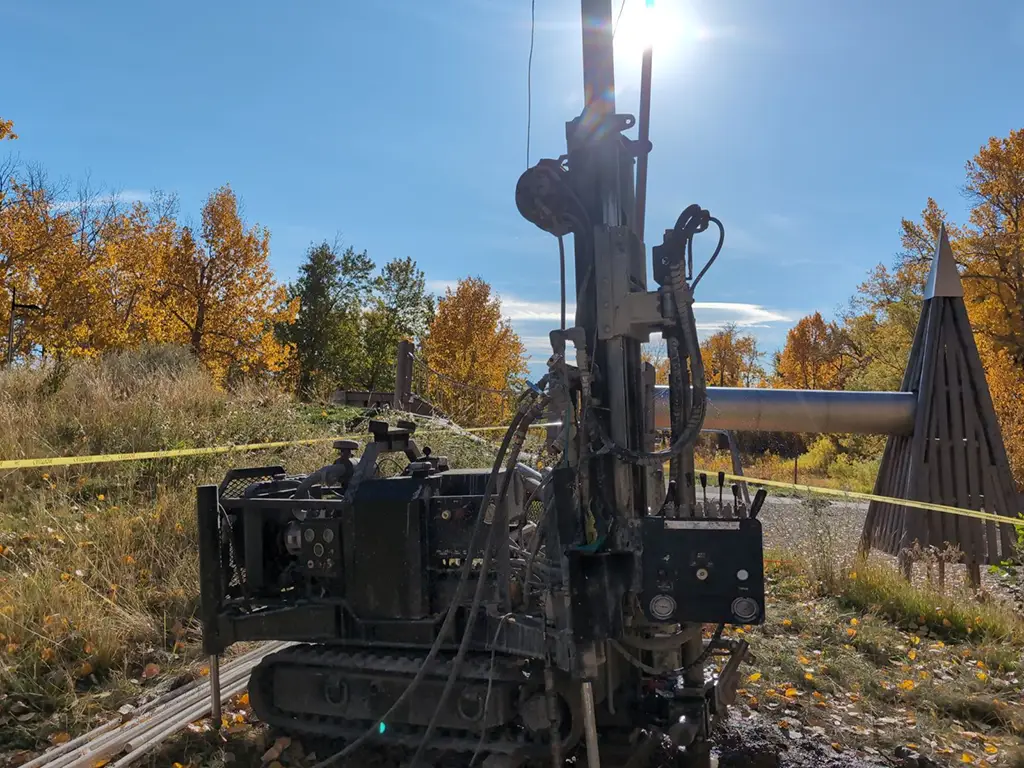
[
  {"xmin": 157, "ymin": 185, "xmax": 297, "ymax": 382},
  {"xmin": 0, "ymin": 118, "xmax": 15, "ymax": 141},
  {"xmin": 420, "ymin": 277, "xmax": 526, "ymax": 426},
  {"xmin": 699, "ymin": 324, "xmax": 764, "ymax": 387},
  {"xmin": 640, "ymin": 343, "xmax": 669, "ymax": 384},
  {"xmin": 775, "ymin": 311, "xmax": 851, "ymax": 390},
  {"xmin": 358, "ymin": 256, "xmax": 434, "ymax": 391},
  {"xmin": 278, "ymin": 241, "xmax": 373, "ymax": 398},
  {"xmin": 851, "ymin": 129, "xmax": 1024, "ymax": 481}
]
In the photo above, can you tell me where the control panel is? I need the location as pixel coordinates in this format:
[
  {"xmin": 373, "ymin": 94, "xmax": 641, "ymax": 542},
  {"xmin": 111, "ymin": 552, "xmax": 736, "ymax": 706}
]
[{"xmin": 639, "ymin": 515, "xmax": 766, "ymax": 626}]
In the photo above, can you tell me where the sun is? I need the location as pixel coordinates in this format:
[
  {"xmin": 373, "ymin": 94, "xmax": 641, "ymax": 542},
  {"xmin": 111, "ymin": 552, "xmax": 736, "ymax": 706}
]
[{"xmin": 612, "ymin": 0, "xmax": 689, "ymax": 68}]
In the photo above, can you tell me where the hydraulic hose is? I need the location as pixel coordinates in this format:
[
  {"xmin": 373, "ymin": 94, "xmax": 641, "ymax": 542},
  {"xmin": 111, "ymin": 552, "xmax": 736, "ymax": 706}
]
[{"xmin": 310, "ymin": 395, "xmax": 537, "ymax": 768}]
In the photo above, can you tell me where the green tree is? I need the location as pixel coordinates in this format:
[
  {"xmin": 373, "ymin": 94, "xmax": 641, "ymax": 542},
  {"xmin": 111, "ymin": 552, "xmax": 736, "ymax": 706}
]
[
  {"xmin": 279, "ymin": 241, "xmax": 373, "ymax": 398},
  {"xmin": 358, "ymin": 256, "xmax": 434, "ymax": 390}
]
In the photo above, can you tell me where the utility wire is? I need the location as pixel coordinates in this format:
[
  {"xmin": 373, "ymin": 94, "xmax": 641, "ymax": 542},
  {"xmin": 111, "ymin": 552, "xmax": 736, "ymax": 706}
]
[
  {"xmin": 613, "ymin": 0, "xmax": 628, "ymax": 37},
  {"xmin": 526, "ymin": 0, "xmax": 536, "ymax": 168}
]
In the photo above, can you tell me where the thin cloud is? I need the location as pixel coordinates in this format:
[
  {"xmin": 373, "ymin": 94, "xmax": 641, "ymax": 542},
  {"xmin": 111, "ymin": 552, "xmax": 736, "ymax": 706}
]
[{"xmin": 425, "ymin": 279, "xmax": 456, "ymax": 295}]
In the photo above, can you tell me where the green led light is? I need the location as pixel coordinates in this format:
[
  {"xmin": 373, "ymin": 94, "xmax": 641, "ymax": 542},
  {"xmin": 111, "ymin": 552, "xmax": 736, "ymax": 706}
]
[{"xmin": 378, "ymin": 722, "xmax": 387, "ymax": 734}]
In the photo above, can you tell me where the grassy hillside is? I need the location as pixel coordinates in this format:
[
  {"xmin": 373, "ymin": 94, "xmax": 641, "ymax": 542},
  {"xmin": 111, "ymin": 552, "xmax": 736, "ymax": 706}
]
[
  {"xmin": 0, "ymin": 348, "xmax": 496, "ymax": 759},
  {"xmin": 1, "ymin": 349, "xmax": 1021, "ymax": 767}
]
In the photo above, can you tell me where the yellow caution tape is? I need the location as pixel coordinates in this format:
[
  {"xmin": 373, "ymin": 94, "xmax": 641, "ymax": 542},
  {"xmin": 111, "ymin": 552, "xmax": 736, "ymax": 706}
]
[
  {"xmin": 0, "ymin": 421, "xmax": 553, "ymax": 471},
  {"xmin": 0, "ymin": 436, "xmax": 359, "ymax": 471},
  {"xmin": 708, "ymin": 471, "xmax": 1024, "ymax": 529},
  {"xmin": 4, "ymin": 418, "xmax": 1019, "ymax": 532},
  {"xmin": 456, "ymin": 422, "xmax": 562, "ymax": 433}
]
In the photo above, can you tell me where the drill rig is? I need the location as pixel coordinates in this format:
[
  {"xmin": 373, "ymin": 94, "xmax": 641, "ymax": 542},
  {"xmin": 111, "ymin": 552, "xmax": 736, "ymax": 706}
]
[{"xmin": 196, "ymin": 2, "xmax": 767, "ymax": 766}]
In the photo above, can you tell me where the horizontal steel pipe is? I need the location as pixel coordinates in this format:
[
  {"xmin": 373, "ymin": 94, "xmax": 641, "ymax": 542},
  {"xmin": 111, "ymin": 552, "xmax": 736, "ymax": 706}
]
[{"xmin": 653, "ymin": 386, "xmax": 916, "ymax": 435}]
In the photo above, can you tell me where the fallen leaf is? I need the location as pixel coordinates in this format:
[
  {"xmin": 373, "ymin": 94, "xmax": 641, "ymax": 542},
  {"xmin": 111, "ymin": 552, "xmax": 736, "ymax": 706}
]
[
  {"xmin": 50, "ymin": 732, "xmax": 71, "ymax": 745},
  {"xmin": 141, "ymin": 663, "xmax": 160, "ymax": 679},
  {"xmin": 747, "ymin": 672, "xmax": 761, "ymax": 683},
  {"xmin": 831, "ymin": 742, "xmax": 843, "ymax": 752},
  {"xmin": 262, "ymin": 736, "xmax": 291, "ymax": 763}
]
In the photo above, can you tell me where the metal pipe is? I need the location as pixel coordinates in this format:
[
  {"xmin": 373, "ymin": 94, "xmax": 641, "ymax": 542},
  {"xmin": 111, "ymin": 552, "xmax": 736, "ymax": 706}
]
[
  {"xmin": 43, "ymin": 643, "xmax": 288, "ymax": 768},
  {"xmin": 654, "ymin": 386, "xmax": 916, "ymax": 435},
  {"xmin": 209, "ymin": 654, "xmax": 222, "ymax": 727},
  {"xmin": 634, "ymin": 41, "xmax": 653, "ymax": 243},
  {"xmin": 580, "ymin": 681, "xmax": 602, "ymax": 768}
]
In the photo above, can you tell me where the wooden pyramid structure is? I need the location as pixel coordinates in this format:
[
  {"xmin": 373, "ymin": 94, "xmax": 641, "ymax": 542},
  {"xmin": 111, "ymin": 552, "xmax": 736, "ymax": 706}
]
[{"xmin": 859, "ymin": 225, "xmax": 1020, "ymax": 575}]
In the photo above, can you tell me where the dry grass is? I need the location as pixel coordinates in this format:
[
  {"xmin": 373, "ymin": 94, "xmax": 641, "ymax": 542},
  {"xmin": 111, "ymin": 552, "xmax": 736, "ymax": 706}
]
[
  {"xmin": 0, "ymin": 347, "xmax": 502, "ymax": 759},
  {"xmin": 725, "ymin": 493, "xmax": 1024, "ymax": 766},
  {"xmin": 3, "ymin": 355, "xmax": 1022, "ymax": 766},
  {"xmin": 696, "ymin": 437, "xmax": 881, "ymax": 494}
]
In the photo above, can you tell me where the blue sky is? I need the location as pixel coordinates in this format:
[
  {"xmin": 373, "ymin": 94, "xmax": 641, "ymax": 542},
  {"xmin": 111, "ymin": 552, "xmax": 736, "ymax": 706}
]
[{"xmin": 4, "ymin": 0, "xmax": 1024, "ymax": 373}]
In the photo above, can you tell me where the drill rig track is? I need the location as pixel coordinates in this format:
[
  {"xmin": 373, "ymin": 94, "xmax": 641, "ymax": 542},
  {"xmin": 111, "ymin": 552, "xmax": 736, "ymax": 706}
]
[{"xmin": 248, "ymin": 643, "xmax": 567, "ymax": 762}]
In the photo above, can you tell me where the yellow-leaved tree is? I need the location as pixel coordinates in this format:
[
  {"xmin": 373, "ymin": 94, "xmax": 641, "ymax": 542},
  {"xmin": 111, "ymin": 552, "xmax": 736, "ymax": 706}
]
[
  {"xmin": 0, "ymin": 118, "xmax": 15, "ymax": 141},
  {"xmin": 420, "ymin": 277, "xmax": 526, "ymax": 426},
  {"xmin": 774, "ymin": 312, "xmax": 852, "ymax": 390},
  {"xmin": 699, "ymin": 324, "xmax": 765, "ymax": 387},
  {"xmin": 874, "ymin": 130, "xmax": 1024, "ymax": 483},
  {"xmin": 157, "ymin": 186, "xmax": 297, "ymax": 383}
]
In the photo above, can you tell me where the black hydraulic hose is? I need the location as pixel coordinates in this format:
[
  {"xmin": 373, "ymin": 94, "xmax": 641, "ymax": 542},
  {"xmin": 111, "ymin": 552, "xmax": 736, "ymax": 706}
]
[
  {"xmin": 408, "ymin": 399, "xmax": 547, "ymax": 767},
  {"xmin": 590, "ymin": 277, "xmax": 706, "ymax": 466},
  {"xmin": 310, "ymin": 397, "xmax": 535, "ymax": 768}
]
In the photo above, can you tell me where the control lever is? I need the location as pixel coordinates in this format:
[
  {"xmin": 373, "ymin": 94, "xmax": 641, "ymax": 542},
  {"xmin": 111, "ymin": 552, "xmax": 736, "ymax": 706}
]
[
  {"xmin": 699, "ymin": 473, "xmax": 708, "ymax": 517},
  {"xmin": 717, "ymin": 471, "xmax": 725, "ymax": 517},
  {"xmin": 749, "ymin": 488, "xmax": 768, "ymax": 520},
  {"xmin": 732, "ymin": 484, "xmax": 742, "ymax": 518}
]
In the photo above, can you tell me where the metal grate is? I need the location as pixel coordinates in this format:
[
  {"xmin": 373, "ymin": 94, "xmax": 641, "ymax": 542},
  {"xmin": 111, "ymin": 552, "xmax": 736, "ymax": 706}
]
[{"xmin": 219, "ymin": 466, "xmax": 286, "ymax": 499}]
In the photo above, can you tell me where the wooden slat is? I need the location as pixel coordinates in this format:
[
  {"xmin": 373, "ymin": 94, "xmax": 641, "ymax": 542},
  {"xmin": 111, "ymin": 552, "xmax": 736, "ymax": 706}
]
[
  {"xmin": 952, "ymin": 301, "xmax": 1019, "ymax": 557},
  {"xmin": 929, "ymin": 364, "xmax": 955, "ymax": 552},
  {"xmin": 935, "ymin": 310, "xmax": 975, "ymax": 562},
  {"xmin": 905, "ymin": 300, "xmax": 943, "ymax": 552},
  {"xmin": 944, "ymin": 332, "xmax": 977, "ymax": 565},
  {"xmin": 883, "ymin": 439, "xmax": 911, "ymax": 554},
  {"xmin": 953, "ymin": 342, "xmax": 992, "ymax": 561}
]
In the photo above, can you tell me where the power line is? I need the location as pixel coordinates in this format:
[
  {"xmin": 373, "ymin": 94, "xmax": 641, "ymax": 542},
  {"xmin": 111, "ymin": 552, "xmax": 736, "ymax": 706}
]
[
  {"xmin": 526, "ymin": 0, "xmax": 536, "ymax": 168},
  {"xmin": 613, "ymin": 0, "xmax": 628, "ymax": 36}
]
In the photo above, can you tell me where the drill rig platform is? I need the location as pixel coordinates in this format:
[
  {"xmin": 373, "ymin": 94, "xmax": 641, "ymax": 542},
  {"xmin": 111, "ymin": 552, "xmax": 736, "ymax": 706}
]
[{"xmin": 197, "ymin": 2, "xmax": 768, "ymax": 766}]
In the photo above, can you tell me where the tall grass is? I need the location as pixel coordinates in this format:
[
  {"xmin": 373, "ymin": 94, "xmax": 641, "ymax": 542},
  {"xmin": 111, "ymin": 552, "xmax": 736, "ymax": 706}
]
[
  {"xmin": 0, "ymin": 348, "xmax": 511, "ymax": 747},
  {"xmin": 0, "ymin": 349, "xmax": 329, "ymax": 726}
]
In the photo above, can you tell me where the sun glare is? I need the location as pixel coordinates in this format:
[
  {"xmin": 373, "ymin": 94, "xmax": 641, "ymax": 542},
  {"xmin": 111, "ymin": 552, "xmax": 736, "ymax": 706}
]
[{"xmin": 613, "ymin": 0, "xmax": 693, "ymax": 68}]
